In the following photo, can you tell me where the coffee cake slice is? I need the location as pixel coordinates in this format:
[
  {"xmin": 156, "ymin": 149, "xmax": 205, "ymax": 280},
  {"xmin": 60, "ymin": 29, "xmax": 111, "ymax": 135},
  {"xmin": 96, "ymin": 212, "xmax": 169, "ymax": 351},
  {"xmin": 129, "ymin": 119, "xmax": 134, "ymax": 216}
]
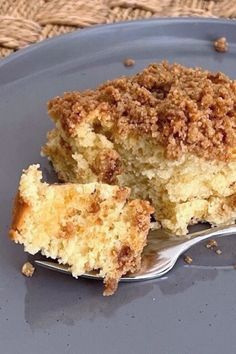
[
  {"xmin": 9, "ymin": 165, "xmax": 153, "ymax": 295},
  {"xmin": 42, "ymin": 62, "xmax": 236, "ymax": 235}
]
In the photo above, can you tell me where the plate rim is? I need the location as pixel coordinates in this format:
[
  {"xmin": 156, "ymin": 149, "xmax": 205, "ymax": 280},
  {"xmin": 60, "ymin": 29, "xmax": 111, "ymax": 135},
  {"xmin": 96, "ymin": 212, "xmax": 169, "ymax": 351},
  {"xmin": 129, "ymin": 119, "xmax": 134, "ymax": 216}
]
[{"xmin": 0, "ymin": 17, "xmax": 235, "ymax": 69}]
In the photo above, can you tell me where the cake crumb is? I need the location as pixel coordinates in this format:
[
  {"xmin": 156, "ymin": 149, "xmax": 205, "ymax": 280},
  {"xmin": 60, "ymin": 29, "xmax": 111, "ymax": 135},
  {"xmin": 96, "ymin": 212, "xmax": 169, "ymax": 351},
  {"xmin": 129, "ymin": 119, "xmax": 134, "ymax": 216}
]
[
  {"xmin": 215, "ymin": 249, "xmax": 222, "ymax": 255},
  {"xmin": 214, "ymin": 37, "xmax": 228, "ymax": 52},
  {"xmin": 184, "ymin": 255, "xmax": 193, "ymax": 264},
  {"xmin": 21, "ymin": 262, "xmax": 35, "ymax": 277},
  {"xmin": 123, "ymin": 58, "xmax": 135, "ymax": 67},
  {"xmin": 206, "ymin": 239, "xmax": 218, "ymax": 249}
]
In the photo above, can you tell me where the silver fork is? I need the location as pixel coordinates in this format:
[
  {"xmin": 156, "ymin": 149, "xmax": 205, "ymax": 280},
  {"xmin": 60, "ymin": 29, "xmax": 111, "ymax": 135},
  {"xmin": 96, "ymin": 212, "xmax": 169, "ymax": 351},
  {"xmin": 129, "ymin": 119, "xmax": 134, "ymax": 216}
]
[{"xmin": 35, "ymin": 224, "xmax": 236, "ymax": 282}]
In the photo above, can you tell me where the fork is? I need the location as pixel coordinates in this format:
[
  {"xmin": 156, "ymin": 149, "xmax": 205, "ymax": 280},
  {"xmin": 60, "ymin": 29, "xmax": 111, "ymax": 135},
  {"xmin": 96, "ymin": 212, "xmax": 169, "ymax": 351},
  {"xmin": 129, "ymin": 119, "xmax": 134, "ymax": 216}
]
[{"xmin": 35, "ymin": 223, "xmax": 236, "ymax": 282}]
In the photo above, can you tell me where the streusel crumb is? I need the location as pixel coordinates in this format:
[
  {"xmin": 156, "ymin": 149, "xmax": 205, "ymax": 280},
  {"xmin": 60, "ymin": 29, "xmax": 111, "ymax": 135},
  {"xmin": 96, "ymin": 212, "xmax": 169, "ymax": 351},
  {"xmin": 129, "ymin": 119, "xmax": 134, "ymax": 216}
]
[
  {"xmin": 184, "ymin": 255, "xmax": 193, "ymax": 264},
  {"xmin": 206, "ymin": 239, "xmax": 218, "ymax": 249},
  {"xmin": 21, "ymin": 262, "xmax": 35, "ymax": 277},
  {"xmin": 214, "ymin": 37, "xmax": 228, "ymax": 53},
  {"xmin": 123, "ymin": 58, "xmax": 135, "ymax": 67}
]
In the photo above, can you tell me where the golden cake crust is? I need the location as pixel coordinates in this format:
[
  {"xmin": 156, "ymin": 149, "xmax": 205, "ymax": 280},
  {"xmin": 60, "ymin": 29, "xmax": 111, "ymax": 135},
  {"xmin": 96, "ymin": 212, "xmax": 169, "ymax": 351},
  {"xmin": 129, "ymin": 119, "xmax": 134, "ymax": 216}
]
[
  {"xmin": 9, "ymin": 192, "xmax": 29, "ymax": 241},
  {"xmin": 48, "ymin": 62, "xmax": 236, "ymax": 161}
]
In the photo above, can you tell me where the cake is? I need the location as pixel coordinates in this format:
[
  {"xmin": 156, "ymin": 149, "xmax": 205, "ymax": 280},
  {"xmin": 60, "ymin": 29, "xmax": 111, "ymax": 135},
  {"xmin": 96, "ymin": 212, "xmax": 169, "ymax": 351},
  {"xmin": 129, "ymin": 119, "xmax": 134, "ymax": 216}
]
[
  {"xmin": 9, "ymin": 165, "xmax": 153, "ymax": 295},
  {"xmin": 42, "ymin": 62, "xmax": 236, "ymax": 236}
]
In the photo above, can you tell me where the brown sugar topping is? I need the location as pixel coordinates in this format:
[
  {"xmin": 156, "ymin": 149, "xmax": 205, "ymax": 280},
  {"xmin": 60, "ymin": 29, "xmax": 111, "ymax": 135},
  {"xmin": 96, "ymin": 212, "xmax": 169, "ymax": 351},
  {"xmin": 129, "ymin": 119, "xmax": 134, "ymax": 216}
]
[{"xmin": 48, "ymin": 62, "xmax": 236, "ymax": 161}]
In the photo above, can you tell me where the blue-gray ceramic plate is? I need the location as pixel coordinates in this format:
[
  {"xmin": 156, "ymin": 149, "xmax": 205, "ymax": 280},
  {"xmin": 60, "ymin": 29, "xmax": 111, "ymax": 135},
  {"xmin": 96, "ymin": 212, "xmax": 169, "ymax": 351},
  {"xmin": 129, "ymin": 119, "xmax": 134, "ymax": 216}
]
[{"xmin": 1, "ymin": 18, "xmax": 236, "ymax": 354}]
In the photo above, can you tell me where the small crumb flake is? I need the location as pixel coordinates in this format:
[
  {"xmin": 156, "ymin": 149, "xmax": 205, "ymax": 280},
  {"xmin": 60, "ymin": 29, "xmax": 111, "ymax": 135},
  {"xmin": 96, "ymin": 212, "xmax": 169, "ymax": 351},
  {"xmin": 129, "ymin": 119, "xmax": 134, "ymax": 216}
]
[
  {"xmin": 215, "ymin": 249, "xmax": 222, "ymax": 255},
  {"xmin": 214, "ymin": 37, "xmax": 228, "ymax": 53},
  {"xmin": 206, "ymin": 239, "xmax": 218, "ymax": 249},
  {"xmin": 123, "ymin": 58, "xmax": 135, "ymax": 67},
  {"xmin": 150, "ymin": 221, "xmax": 160, "ymax": 230},
  {"xmin": 21, "ymin": 262, "xmax": 35, "ymax": 277},
  {"xmin": 183, "ymin": 255, "xmax": 193, "ymax": 264}
]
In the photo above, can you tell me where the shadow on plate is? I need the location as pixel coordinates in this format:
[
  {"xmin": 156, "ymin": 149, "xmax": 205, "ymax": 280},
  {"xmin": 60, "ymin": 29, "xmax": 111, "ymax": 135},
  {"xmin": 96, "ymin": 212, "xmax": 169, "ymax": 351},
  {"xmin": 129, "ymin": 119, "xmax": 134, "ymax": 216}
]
[{"xmin": 24, "ymin": 263, "xmax": 154, "ymax": 330}]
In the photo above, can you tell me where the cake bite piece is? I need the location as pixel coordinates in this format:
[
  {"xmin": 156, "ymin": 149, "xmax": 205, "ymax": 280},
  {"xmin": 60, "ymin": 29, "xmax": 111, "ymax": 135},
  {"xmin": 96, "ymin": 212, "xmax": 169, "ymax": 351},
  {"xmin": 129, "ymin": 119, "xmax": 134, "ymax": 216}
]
[
  {"xmin": 42, "ymin": 62, "xmax": 236, "ymax": 235},
  {"xmin": 9, "ymin": 165, "xmax": 153, "ymax": 295}
]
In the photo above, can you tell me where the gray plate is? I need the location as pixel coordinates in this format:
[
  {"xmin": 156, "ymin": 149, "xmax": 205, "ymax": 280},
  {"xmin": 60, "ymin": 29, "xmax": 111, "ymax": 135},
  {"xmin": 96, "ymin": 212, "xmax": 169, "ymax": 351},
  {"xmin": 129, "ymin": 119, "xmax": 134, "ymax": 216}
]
[{"xmin": 1, "ymin": 18, "xmax": 236, "ymax": 354}]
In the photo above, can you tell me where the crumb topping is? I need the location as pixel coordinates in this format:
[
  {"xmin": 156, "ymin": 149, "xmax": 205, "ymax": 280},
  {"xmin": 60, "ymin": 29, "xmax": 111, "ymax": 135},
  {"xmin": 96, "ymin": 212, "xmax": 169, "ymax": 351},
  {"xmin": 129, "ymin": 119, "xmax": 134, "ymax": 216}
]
[{"xmin": 48, "ymin": 62, "xmax": 236, "ymax": 161}]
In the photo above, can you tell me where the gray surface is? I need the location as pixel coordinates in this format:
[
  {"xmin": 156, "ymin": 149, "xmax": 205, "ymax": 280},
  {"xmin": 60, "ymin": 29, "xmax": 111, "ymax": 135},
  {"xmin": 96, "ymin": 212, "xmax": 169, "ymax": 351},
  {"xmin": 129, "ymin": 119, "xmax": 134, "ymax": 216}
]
[{"xmin": 1, "ymin": 18, "xmax": 236, "ymax": 354}]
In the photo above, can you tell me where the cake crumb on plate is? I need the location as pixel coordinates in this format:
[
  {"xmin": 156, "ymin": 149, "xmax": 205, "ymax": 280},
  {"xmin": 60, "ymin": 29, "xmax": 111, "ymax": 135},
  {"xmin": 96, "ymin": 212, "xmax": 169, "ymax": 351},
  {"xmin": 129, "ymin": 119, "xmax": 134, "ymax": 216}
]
[
  {"xmin": 21, "ymin": 262, "xmax": 35, "ymax": 277},
  {"xmin": 184, "ymin": 255, "xmax": 193, "ymax": 264},
  {"xmin": 214, "ymin": 37, "xmax": 228, "ymax": 52},
  {"xmin": 206, "ymin": 239, "xmax": 218, "ymax": 249},
  {"xmin": 123, "ymin": 58, "xmax": 135, "ymax": 67}
]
